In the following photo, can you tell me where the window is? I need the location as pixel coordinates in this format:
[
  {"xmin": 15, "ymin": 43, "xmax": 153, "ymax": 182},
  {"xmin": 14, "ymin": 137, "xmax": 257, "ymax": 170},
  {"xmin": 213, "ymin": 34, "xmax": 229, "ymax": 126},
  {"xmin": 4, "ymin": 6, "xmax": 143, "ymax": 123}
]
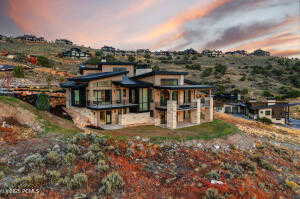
[
  {"xmin": 265, "ymin": 111, "xmax": 271, "ymax": 115},
  {"xmin": 260, "ymin": 111, "xmax": 264, "ymax": 114},
  {"xmin": 123, "ymin": 89, "xmax": 126, "ymax": 98},
  {"xmin": 184, "ymin": 90, "xmax": 191, "ymax": 104},
  {"xmin": 116, "ymin": 89, "xmax": 121, "ymax": 103},
  {"xmin": 139, "ymin": 88, "xmax": 149, "ymax": 111},
  {"xmin": 93, "ymin": 90, "xmax": 112, "ymax": 105},
  {"xmin": 150, "ymin": 110, "xmax": 154, "ymax": 117},
  {"xmin": 74, "ymin": 90, "xmax": 80, "ymax": 105},
  {"xmin": 161, "ymin": 79, "xmax": 178, "ymax": 86},
  {"xmin": 172, "ymin": 91, "xmax": 178, "ymax": 101},
  {"xmin": 113, "ymin": 67, "xmax": 127, "ymax": 72}
]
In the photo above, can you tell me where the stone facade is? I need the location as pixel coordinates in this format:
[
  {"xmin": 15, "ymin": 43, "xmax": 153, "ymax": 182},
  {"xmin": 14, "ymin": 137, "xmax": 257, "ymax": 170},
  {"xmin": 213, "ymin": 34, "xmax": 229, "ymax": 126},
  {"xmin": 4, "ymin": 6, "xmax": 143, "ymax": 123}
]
[
  {"xmin": 119, "ymin": 112, "xmax": 154, "ymax": 126},
  {"xmin": 167, "ymin": 100, "xmax": 177, "ymax": 129},
  {"xmin": 191, "ymin": 99, "xmax": 201, "ymax": 124},
  {"xmin": 64, "ymin": 106, "xmax": 96, "ymax": 129}
]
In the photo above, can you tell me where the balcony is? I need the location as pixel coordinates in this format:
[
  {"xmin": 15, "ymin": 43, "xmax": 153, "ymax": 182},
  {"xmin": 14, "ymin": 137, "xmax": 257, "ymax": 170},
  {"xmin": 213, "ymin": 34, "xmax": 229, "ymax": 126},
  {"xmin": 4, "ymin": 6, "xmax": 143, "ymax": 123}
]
[
  {"xmin": 87, "ymin": 99, "xmax": 138, "ymax": 110},
  {"xmin": 155, "ymin": 101, "xmax": 197, "ymax": 110}
]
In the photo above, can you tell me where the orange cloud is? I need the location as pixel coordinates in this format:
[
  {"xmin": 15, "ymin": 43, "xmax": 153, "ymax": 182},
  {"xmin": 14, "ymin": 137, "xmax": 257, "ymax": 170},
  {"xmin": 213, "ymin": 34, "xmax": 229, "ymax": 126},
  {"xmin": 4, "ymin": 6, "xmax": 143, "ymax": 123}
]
[
  {"xmin": 118, "ymin": 0, "xmax": 160, "ymax": 18},
  {"xmin": 271, "ymin": 49, "xmax": 300, "ymax": 57},
  {"xmin": 132, "ymin": 0, "xmax": 234, "ymax": 43}
]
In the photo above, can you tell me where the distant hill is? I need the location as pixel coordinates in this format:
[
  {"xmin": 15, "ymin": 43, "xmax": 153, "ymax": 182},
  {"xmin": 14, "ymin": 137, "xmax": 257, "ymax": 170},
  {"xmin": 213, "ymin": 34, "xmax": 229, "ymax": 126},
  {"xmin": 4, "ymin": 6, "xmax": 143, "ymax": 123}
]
[{"xmin": 0, "ymin": 38, "xmax": 299, "ymax": 99}]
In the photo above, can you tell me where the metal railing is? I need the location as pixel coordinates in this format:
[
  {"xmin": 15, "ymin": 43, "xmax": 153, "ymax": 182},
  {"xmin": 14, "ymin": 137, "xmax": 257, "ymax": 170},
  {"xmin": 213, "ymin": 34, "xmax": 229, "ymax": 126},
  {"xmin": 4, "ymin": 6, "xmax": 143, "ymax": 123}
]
[
  {"xmin": 155, "ymin": 101, "xmax": 198, "ymax": 109},
  {"xmin": 87, "ymin": 99, "xmax": 135, "ymax": 108}
]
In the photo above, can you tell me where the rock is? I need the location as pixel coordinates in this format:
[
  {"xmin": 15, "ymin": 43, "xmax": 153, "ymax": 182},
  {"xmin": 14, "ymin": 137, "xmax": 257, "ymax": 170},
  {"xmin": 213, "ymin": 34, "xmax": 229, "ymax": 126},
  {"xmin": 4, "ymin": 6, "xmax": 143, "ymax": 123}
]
[
  {"xmin": 17, "ymin": 167, "xmax": 25, "ymax": 174},
  {"xmin": 197, "ymin": 182, "xmax": 203, "ymax": 187},
  {"xmin": 210, "ymin": 180, "xmax": 224, "ymax": 185},
  {"xmin": 53, "ymin": 144, "xmax": 60, "ymax": 152},
  {"xmin": 73, "ymin": 193, "xmax": 87, "ymax": 199}
]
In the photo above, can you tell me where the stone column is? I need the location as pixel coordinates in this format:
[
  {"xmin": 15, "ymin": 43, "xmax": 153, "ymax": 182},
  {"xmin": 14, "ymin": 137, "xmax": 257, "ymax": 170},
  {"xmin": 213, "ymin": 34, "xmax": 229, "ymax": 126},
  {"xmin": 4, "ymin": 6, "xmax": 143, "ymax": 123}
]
[
  {"xmin": 191, "ymin": 99, "xmax": 201, "ymax": 124},
  {"xmin": 209, "ymin": 97, "xmax": 214, "ymax": 122},
  {"xmin": 167, "ymin": 100, "xmax": 177, "ymax": 129}
]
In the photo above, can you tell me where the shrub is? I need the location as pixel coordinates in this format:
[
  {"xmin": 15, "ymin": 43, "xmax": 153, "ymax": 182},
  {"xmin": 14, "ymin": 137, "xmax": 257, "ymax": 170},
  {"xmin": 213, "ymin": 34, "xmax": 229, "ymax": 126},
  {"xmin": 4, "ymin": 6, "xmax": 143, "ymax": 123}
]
[
  {"xmin": 202, "ymin": 68, "xmax": 213, "ymax": 77},
  {"xmin": 46, "ymin": 151, "xmax": 61, "ymax": 165},
  {"xmin": 36, "ymin": 94, "xmax": 50, "ymax": 110},
  {"xmin": 64, "ymin": 153, "xmax": 76, "ymax": 165},
  {"xmin": 0, "ymin": 171, "xmax": 4, "ymax": 180},
  {"xmin": 214, "ymin": 64, "xmax": 227, "ymax": 75},
  {"xmin": 61, "ymin": 173, "xmax": 87, "ymax": 189},
  {"xmin": 13, "ymin": 173, "xmax": 46, "ymax": 189},
  {"xmin": 97, "ymin": 160, "xmax": 109, "ymax": 172},
  {"xmin": 240, "ymin": 76, "xmax": 246, "ymax": 81},
  {"xmin": 84, "ymin": 57, "xmax": 102, "ymax": 65},
  {"xmin": 46, "ymin": 170, "xmax": 61, "ymax": 184},
  {"xmin": 89, "ymin": 144, "xmax": 101, "ymax": 152},
  {"xmin": 257, "ymin": 117, "xmax": 272, "ymax": 124},
  {"xmin": 99, "ymin": 172, "xmax": 124, "ymax": 194},
  {"xmin": 24, "ymin": 153, "xmax": 44, "ymax": 169},
  {"xmin": 128, "ymin": 55, "xmax": 136, "ymax": 62},
  {"xmin": 262, "ymin": 90, "xmax": 273, "ymax": 98},
  {"xmin": 12, "ymin": 66, "xmax": 25, "ymax": 78},
  {"xmin": 251, "ymin": 155, "xmax": 274, "ymax": 171},
  {"xmin": 204, "ymin": 188, "xmax": 225, "ymax": 199},
  {"xmin": 13, "ymin": 53, "xmax": 27, "ymax": 63},
  {"xmin": 37, "ymin": 56, "xmax": 53, "ymax": 68},
  {"xmin": 240, "ymin": 160, "xmax": 257, "ymax": 172},
  {"xmin": 206, "ymin": 170, "xmax": 220, "ymax": 180},
  {"xmin": 83, "ymin": 151, "xmax": 96, "ymax": 162},
  {"xmin": 67, "ymin": 144, "xmax": 81, "ymax": 154}
]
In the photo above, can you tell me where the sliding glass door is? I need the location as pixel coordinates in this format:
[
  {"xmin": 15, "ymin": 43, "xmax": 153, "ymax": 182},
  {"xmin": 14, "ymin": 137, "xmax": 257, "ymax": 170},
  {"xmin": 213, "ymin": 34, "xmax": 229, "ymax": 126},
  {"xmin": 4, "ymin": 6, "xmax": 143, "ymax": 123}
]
[{"xmin": 139, "ymin": 88, "xmax": 149, "ymax": 112}]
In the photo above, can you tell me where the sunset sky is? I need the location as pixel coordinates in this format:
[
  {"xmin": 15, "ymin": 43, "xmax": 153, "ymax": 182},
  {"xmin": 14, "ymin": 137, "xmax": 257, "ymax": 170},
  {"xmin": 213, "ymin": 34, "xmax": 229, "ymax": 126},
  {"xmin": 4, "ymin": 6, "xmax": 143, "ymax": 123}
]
[{"xmin": 0, "ymin": 0, "xmax": 299, "ymax": 57}]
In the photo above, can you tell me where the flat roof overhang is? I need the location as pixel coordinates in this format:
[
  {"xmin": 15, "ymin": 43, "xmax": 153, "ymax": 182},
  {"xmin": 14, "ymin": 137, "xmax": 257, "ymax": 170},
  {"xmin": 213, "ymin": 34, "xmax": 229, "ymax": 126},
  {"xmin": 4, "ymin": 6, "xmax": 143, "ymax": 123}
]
[
  {"xmin": 153, "ymin": 85, "xmax": 213, "ymax": 90},
  {"xmin": 87, "ymin": 104, "xmax": 138, "ymax": 110}
]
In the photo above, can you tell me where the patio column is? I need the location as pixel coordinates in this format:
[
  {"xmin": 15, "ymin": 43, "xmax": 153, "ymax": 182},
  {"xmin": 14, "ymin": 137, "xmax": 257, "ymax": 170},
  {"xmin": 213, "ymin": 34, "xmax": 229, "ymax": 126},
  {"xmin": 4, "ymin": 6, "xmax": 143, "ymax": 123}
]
[
  {"xmin": 167, "ymin": 100, "xmax": 177, "ymax": 129},
  {"xmin": 209, "ymin": 91, "xmax": 214, "ymax": 122},
  {"xmin": 191, "ymin": 98, "xmax": 201, "ymax": 124}
]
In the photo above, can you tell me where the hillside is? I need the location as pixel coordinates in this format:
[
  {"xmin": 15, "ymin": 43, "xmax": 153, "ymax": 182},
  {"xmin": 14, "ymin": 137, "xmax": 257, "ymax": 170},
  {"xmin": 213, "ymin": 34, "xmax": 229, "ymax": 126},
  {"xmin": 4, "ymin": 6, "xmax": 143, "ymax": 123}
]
[
  {"xmin": 1, "ymin": 39, "xmax": 299, "ymax": 99},
  {"xmin": 0, "ymin": 96, "xmax": 300, "ymax": 198}
]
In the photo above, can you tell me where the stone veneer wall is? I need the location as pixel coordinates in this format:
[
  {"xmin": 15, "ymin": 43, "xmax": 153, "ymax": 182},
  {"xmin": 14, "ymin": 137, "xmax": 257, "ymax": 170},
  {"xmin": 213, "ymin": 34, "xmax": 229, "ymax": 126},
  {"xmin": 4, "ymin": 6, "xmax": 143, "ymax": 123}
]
[
  {"xmin": 167, "ymin": 100, "xmax": 177, "ymax": 129},
  {"xmin": 119, "ymin": 112, "xmax": 154, "ymax": 126},
  {"xmin": 191, "ymin": 99, "xmax": 201, "ymax": 124},
  {"xmin": 63, "ymin": 107, "xmax": 96, "ymax": 129}
]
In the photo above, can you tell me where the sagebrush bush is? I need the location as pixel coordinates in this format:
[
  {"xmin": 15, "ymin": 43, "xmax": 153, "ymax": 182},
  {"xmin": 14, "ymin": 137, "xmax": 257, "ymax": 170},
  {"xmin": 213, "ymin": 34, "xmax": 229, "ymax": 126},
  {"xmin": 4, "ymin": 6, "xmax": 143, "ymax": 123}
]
[
  {"xmin": 64, "ymin": 152, "xmax": 76, "ymax": 165},
  {"xmin": 204, "ymin": 188, "xmax": 225, "ymax": 199},
  {"xmin": 24, "ymin": 153, "xmax": 45, "ymax": 169},
  {"xmin": 240, "ymin": 160, "xmax": 257, "ymax": 172},
  {"xmin": 46, "ymin": 170, "xmax": 61, "ymax": 184},
  {"xmin": 13, "ymin": 173, "xmax": 46, "ymax": 189},
  {"xmin": 46, "ymin": 151, "xmax": 61, "ymax": 165},
  {"xmin": 99, "ymin": 172, "xmax": 124, "ymax": 194},
  {"xmin": 61, "ymin": 173, "xmax": 87, "ymax": 189},
  {"xmin": 89, "ymin": 144, "xmax": 101, "ymax": 152},
  {"xmin": 206, "ymin": 170, "xmax": 220, "ymax": 180},
  {"xmin": 83, "ymin": 151, "xmax": 97, "ymax": 162},
  {"xmin": 0, "ymin": 171, "xmax": 4, "ymax": 180},
  {"xmin": 67, "ymin": 144, "xmax": 81, "ymax": 154},
  {"xmin": 97, "ymin": 160, "xmax": 109, "ymax": 172}
]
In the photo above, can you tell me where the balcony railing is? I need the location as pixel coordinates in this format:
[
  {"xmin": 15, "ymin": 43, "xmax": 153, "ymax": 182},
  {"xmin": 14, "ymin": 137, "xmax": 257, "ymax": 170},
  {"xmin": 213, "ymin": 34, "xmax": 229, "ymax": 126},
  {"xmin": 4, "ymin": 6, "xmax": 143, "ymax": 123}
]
[
  {"xmin": 155, "ymin": 101, "xmax": 197, "ymax": 110},
  {"xmin": 87, "ymin": 99, "xmax": 137, "ymax": 109}
]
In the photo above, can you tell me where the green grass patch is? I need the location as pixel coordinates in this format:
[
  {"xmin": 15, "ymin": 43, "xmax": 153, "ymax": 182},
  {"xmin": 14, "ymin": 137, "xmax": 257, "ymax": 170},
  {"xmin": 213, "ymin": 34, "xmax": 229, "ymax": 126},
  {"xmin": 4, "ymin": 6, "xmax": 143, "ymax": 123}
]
[{"xmin": 177, "ymin": 120, "xmax": 239, "ymax": 140}]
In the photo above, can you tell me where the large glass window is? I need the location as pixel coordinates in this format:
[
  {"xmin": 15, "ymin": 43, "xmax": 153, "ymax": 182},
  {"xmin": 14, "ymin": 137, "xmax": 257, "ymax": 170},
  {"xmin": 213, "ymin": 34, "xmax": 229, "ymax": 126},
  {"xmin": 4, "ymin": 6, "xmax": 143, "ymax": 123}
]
[
  {"xmin": 184, "ymin": 90, "xmax": 191, "ymax": 104},
  {"xmin": 93, "ymin": 90, "xmax": 112, "ymax": 105},
  {"xmin": 161, "ymin": 79, "xmax": 178, "ymax": 86},
  {"xmin": 139, "ymin": 88, "xmax": 149, "ymax": 111},
  {"xmin": 172, "ymin": 91, "xmax": 178, "ymax": 101},
  {"xmin": 113, "ymin": 67, "xmax": 127, "ymax": 72},
  {"xmin": 74, "ymin": 90, "xmax": 80, "ymax": 105}
]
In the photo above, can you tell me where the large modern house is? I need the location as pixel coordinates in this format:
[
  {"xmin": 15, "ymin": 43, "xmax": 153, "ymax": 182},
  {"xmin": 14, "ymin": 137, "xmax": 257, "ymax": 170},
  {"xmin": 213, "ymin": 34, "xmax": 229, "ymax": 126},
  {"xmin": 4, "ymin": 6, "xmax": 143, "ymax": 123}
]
[{"xmin": 60, "ymin": 62, "xmax": 214, "ymax": 129}]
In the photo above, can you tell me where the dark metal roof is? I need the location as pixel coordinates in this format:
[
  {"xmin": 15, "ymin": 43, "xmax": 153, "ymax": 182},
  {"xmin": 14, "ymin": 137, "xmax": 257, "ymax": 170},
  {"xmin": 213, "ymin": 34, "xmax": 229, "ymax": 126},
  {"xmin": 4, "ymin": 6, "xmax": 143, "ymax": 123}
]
[
  {"xmin": 0, "ymin": 65, "xmax": 15, "ymax": 71},
  {"xmin": 59, "ymin": 81, "xmax": 87, "ymax": 88},
  {"xmin": 249, "ymin": 103, "xmax": 300, "ymax": 110},
  {"xmin": 68, "ymin": 71, "xmax": 128, "ymax": 82},
  {"xmin": 132, "ymin": 70, "xmax": 188, "ymax": 79},
  {"xmin": 98, "ymin": 62, "xmax": 136, "ymax": 66},
  {"xmin": 184, "ymin": 79, "xmax": 202, "ymax": 85},
  {"xmin": 153, "ymin": 85, "xmax": 213, "ymax": 90},
  {"xmin": 113, "ymin": 76, "xmax": 153, "ymax": 88}
]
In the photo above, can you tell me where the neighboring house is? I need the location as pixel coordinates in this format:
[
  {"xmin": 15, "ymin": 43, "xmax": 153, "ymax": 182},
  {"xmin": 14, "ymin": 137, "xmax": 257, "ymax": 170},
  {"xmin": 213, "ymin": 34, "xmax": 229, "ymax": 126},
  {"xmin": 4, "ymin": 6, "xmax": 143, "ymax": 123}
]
[
  {"xmin": 201, "ymin": 50, "xmax": 223, "ymax": 57},
  {"xmin": 214, "ymin": 94, "xmax": 246, "ymax": 114},
  {"xmin": 225, "ymin": 50, "xmax": 248, "ymax": 56},
  {"xmin": 251, "ymin": 49, "xmax": 270, "ymax": 56},
  {"xmin": 60, "ymin": 48, "xmax": 91, "ymax": 59},
  {"xmin": 245, "ymin": 99, "xmax": 300, "ymax": 124},
  {"xmin": 15, "ymin": 35, "xmax": 45, "ymax": 42},
  {"xmin": 60, "ymin": 62, "xmax": 214, "ymax": 129},
  {"xmin": 137, "ymin": 49, "xmax": 151, "ymax": 55},
  {"xmin": 0, "ymin": 65, "xmax": 15, "ymax": 72},
  {"xmin": 55, "ymin": 39, "xmax": 73, "ymax": 45},
  {"xmin": 101, "ymin": 46, "xmax": 116, "ymax": 54}
]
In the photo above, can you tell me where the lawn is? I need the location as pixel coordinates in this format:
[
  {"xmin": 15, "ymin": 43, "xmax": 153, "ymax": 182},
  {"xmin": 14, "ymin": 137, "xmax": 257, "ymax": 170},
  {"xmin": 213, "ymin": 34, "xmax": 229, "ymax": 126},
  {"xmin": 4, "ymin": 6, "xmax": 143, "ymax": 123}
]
[{"xmin": 105, "ymin": 120, "xmax": 239, "ymax": 143}]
